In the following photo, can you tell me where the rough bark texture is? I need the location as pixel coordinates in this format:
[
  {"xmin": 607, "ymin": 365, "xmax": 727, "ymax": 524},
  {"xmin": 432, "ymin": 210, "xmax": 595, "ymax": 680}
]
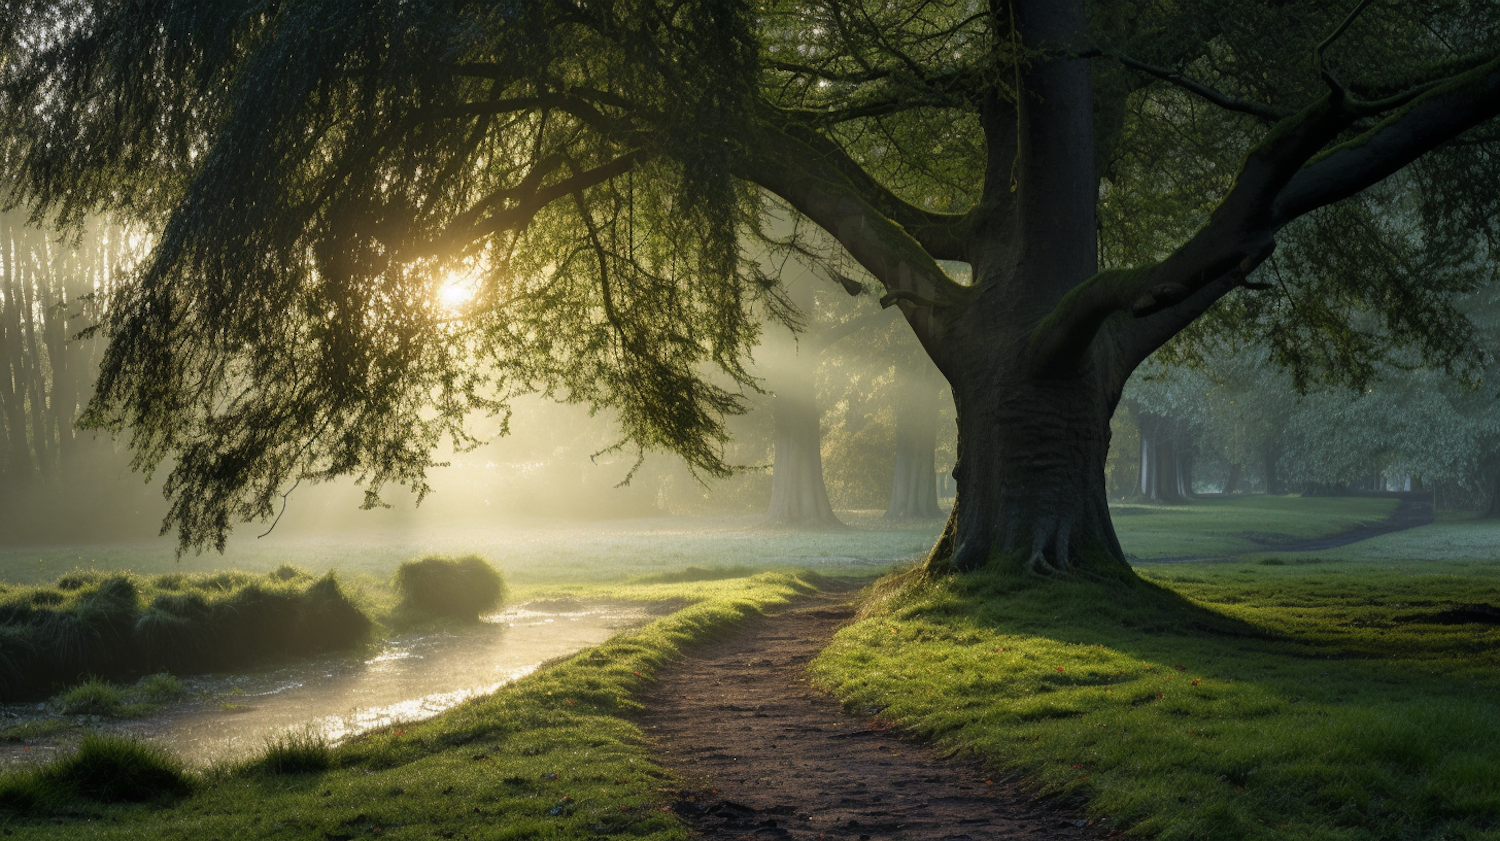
[
  {"xmin": 917, "ymin": 1, "xmax": 1129, "ymax": 576},
  {"xmin": 884, "ymin": 357, "xmax": 943, "ymax": 520},
  {"xmin": 930, "ymin": 368, "xmax": 1128, "ymax": 575}
]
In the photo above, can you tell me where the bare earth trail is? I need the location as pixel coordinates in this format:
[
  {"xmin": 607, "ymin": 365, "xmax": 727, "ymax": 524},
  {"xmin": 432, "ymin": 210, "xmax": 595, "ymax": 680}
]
[
  {"xmin": 1146, "ymin": 492, "xmax": 1435, "ymax": 564},
  {"xmin": 638, "ymin": 586, "xmax": 1113, "ymax": 840}
]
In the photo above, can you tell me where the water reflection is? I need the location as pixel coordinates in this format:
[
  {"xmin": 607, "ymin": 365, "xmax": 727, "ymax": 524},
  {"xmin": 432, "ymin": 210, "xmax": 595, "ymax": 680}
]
[{"xmin": 0, "ymin": 602, "xmax": 648, "ymax": 767}]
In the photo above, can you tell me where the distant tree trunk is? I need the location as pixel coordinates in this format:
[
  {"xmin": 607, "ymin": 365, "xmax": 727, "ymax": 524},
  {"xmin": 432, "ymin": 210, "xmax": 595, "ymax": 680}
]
[
  {"xmin": 1483, "ymin": 463, "xmax": 1500, "ymax": 519},
  {"xmin": 1137, "ymin": 414, "xmax": 1187, "ymax": 503},
  {"xmin": 0, "ymin": 220, "xmax": 34, "ymax": 483},
  {"xmin": 765, "ymin": 352, "xmax": 840, "ymax": 527},
  {"xmin": 885, "ymin": 357, "xmax": 942, "ymax": 520},
  {"xmin": 1262, "ymin": 440, "xmax": 1285, "ymax": 495},
  {"xmin": 1222, "ymin": 462, "xmax": 1243, "ymax": 495}
]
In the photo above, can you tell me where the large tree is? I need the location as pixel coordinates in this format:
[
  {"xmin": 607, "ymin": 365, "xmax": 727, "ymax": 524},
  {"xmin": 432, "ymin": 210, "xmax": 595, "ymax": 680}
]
[{"xmin": 1, "ymin": 1, "xmax": 1497, "ymax": 572}]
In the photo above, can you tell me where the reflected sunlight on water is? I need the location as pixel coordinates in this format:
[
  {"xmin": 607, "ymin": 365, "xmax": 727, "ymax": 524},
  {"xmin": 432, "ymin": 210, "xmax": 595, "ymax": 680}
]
[{"xmin": 0, "ymin": 602, "xmax": 648, "ymax": 767}]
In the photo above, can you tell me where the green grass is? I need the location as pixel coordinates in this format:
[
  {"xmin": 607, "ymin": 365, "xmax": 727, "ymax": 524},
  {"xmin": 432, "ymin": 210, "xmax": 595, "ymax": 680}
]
[
  {"xmin": 0, "ymin": 571, "xmax": 821, "ymax": 839},
  {"xmin": 811, "ymin": 557, "xmax": 1500, "ymax": 840},
  {"xmin": 0, "ymin": 514, "xmax": 941, "ymax": 588},
  {"xmin": 1113, "ymin": 495, "xmax": 1398, "ymax": 559},
  {"xmin": 0, "ymin": 568, "xmax": 371, "ymax": 700},
  {"xmin": 0, "ymin": 735, "xmax": 193, "ymax": 813},
  {"xmin": 56, "ymin": 679, "xmax": 128, "ymax": 717}
]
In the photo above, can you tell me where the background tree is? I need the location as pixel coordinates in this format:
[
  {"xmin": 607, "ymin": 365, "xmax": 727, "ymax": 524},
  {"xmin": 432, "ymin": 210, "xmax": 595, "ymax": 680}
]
[{"xmin": 1, "ymin": 0, "xmax": 1498, "ymax": 577}]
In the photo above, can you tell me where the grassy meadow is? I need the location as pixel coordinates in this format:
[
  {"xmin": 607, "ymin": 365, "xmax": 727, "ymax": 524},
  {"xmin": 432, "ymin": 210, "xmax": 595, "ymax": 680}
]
[
  {"xmin": 812, "ymin": 516, "xmax": 1500, "ymax": 840},
  {"xmin": 5, "ymin": 495, "xmax": 1497, "ymax": 839}
]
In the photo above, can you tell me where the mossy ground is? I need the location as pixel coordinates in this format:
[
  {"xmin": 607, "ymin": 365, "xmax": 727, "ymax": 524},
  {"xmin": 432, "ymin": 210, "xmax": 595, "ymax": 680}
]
[
  {"xmin": 811, "ymin": 552, "xmax": 1500, "ymax": 840},
  {"xmin": 0, "ymin": 572, "xmax": 820, "ymax": 839}
]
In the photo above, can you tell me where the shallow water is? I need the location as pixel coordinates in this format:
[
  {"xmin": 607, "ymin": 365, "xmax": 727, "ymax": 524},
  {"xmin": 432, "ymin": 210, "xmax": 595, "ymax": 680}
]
[{"xmin": 0, "ymin": 602, "xmax": 648, "ymax": 767}]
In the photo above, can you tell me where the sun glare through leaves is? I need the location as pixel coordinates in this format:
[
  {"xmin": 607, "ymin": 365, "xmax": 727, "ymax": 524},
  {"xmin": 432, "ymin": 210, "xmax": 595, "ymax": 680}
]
[{"xmin": 436, "ymin": 270, "xmax": 478, "ymax": 314}]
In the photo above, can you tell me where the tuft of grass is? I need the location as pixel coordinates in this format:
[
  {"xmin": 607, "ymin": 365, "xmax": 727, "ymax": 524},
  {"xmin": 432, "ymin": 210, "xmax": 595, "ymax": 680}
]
[
  {"xmin": 251, "ymin": 729, "xmax": 333, "ymax": 775},
  {"xmin": 134, "ymin": 673, "xmax": 185, "ymax": 703},
  {"xmin": 812, "ymin": 558, "xmax": 1500, "ymax": 841},
  {"xmin": 57, "ymin": 678, "xmax": 126, "ymax": 717},
  {"xmin": 0, "ymin": 735, "xmax": 192, "ymax": 814},
  {"xmin": 392, "ymin": 555, "xmax": 506, "ymax": 623}
]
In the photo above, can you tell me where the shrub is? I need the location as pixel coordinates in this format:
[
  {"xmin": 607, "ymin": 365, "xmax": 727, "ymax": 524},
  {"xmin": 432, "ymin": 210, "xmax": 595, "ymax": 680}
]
[
  {"xmin": 0, "ymin": 569, "xmax": 374, "ymax": 701},
  {"xmin": 393, "ymin": 555, "xmax": 507, "ymax": 623},
  {"xmin": 136, "ymin": 673, "xmax": 185, "ymax": 702}
]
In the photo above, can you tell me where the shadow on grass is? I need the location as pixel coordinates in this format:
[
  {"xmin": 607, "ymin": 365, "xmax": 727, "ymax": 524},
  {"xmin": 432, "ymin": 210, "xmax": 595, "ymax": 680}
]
[{"xmin": 814, "ymin": 563, "xmax": 1500, "ymax": 841}]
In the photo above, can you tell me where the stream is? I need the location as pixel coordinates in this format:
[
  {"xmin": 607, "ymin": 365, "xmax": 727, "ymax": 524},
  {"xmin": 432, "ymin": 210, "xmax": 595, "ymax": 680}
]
[{"xmin": 0, "ymin": 601, "xmax": 650, "ymax": 768}]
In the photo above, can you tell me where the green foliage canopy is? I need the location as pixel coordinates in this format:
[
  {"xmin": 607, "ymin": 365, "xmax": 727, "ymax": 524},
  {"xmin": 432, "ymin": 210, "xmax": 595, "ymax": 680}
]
[{"xmin": 0, "ymin": 0, "xmax": 1497, "ymax": 551}]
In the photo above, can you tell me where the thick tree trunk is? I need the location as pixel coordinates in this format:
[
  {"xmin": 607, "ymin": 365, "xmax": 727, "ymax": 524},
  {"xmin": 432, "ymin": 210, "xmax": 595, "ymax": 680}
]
[
  {"xmin": 927, "ymin": 366, "xmax": 1130, "ymax": 578},
  {"xmin": 765, "ymin": 356, "xmax": 840, "ymax": 527},
  {"xmin": 885, "ymin": 358, "xmax": 943, "ymax": 520}
]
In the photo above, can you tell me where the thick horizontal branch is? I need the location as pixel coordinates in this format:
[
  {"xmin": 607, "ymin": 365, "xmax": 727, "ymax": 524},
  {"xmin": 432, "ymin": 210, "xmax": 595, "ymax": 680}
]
[
  {"xmin": 1274, "ymin": 53, "xmax": 1500, "ymax": 224},
  {"xmin": 734, "ymin": 121, "xmax": 973, "ymax": 343},
  {"xmin": 770, "ymin": 112, "xmax": 970, "ymax": 260}
]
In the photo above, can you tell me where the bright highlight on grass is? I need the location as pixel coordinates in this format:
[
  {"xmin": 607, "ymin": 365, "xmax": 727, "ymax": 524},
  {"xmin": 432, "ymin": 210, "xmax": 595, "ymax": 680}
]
[{"xmin": 435, "ymin": 270, "xmax": 478, "ymax": 313}]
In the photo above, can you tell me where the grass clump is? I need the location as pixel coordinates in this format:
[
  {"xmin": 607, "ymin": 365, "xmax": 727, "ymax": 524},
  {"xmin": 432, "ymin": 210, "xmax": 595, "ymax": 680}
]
[
  {"xmin": 57, "ymin": 678, "xmax": 126, "ymax": 717},
  {"xmin": 251, "ymin": 729, "xmax": 333, "ymax": 775},
  {"xmin": 812, "ymin": 558, "xmax": 1500, "ymax": 841},
  {"xmin": 0, "ymin": 735, "xmax": 192, "ymax": 814},
  {"xmin": 0, "ymin": 569, "xmax": 372, "ymax": 700},
  {"xmin": 392, "ymin": 555, "xmax": 506, "ymax": 623}
]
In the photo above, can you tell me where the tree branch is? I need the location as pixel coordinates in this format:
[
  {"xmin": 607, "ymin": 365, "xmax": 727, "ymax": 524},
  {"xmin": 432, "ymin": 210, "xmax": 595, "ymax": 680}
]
[
  {"xmin": 735, "ymin": 121, "xmax": 974, "ymax": 343},
  {"xmin": 439, "ymin": 149, "xmax": 646, "ymax": 248},
  {"xmin": 1275, "ymin": 54, "xmax": 1500, "ymax": 224},
  {"xmin": 769, "ymin": 111, "xmax": 971, "ymax": 260},
  {"xmin": 1114, "ymin": 55, "xmax": 1288, "ymax": 121}
]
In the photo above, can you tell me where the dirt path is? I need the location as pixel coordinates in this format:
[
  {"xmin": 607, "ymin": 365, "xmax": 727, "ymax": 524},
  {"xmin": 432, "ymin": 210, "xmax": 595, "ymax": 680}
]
[
  {"xmin": 638, "ymin": 589, "xmax": 1114, "ymax": 840},
  {"xmin": 1145, "ymin": 492, "xmax": 1434, "ymax": 564}
]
